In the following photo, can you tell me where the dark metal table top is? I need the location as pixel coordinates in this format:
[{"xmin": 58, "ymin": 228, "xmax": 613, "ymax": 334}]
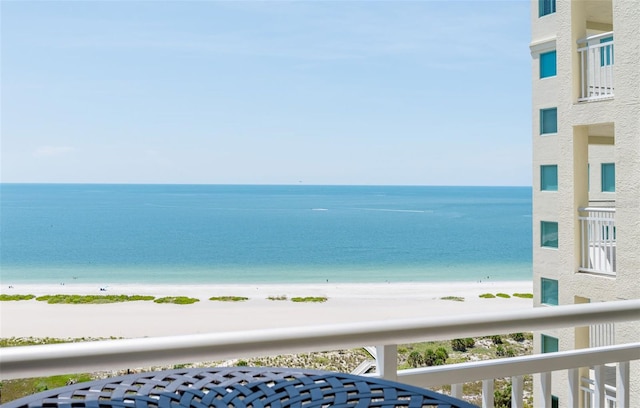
[{"xmin": 1, "ymin": 367, "xmax": 476, "ymax": 408}]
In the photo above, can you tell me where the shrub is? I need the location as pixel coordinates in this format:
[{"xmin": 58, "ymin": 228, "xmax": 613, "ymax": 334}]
[
  {"xmin": 36, "ymin": 295, "xmax": 154, "ymax": 304},
  {"xmin": 451, "ymin": 338, "xmax": 467, "ymax": 352},
  {"xmin": 491, "ymin": 335, "xmax": 503, "ymax": 345},
  {"xmin": 496, "ymin": 293, "xmax": 511, "ymax": 298},
  {"xmin": 424, "ymin": 347, "xmax": 448, "ymax": 366},
  {"xmin": 407, "ymin": 351, "xmax": 423, "ymax": 368},
  {"xmin": 154, "ymin": 296, "xmax": 199, "ymax": 305},
  {"xmin": 494, "ymin": 383, "xmax": 512, "ymax": 408},
  {"xmin": 464, "ymin": 338, "xmax": 475, "ymax": 348},
  {"xmin": 479, "ymin": 293, "xmax": 496, "ymax": 298},
  {"xmin": 440, "ymin": 296, "xmax": 464, "ymax": 302},
  {"xmin": 267, "ymin": 295, "xmax": 287, "ymax": 301},
  {"xmin": 510, "ymin": 332, "xmax": 526, "ymax": 342},
  {"xmin": 291, "ymin": 297, "xmax": 327, "ymax": 303},
  {"xmin": 0, "ymin": 294, "xmax": 36, "ymax": 301},
  {"xmin": 513, "ymin": 293, "xmax": 533, "ymax": 299},
  {"xmin": 209, "ymin": 296, "xmax": 248, "ymax": 302}
]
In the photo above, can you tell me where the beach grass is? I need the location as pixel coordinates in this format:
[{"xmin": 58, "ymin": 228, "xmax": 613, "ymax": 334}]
[
  {"xmin": 0, "ymin": 294, "xmax": 36, "ymax": 301},
  {"xmin": 35, "ymin": 295, "xmax": 155, "ymax": 304},
  {"xmin": 154, "ymin": 296, "xmax": 199, "ymax": 305},
  {"xmin": 290, "ymin": 296, "xmax": 328, "ymax": 303},
  {"xmin": 440, "ymin": 296, "xmax": 464, "ymax": 302},
  {"xmin": 209, "ymin": 296, "xmax": 249, "ymax": 302},
  {"xmin": 267, "ymin": 295, "xmax": 288, "ymax": 301}
]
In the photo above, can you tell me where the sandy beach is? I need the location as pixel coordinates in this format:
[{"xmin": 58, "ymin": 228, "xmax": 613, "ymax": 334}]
[{"xmin": 0, "ymin": 281, "xmax": 533, "ymax": 339}]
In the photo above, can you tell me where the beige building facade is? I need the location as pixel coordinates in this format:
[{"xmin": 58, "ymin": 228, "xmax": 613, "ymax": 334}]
[{"xmin": 530, "ymin": 0, "xmax": 639, "ymax": 407}]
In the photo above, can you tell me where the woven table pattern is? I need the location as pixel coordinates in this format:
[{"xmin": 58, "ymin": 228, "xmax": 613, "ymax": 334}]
[{"xmin": 2, "ymin": 367, "xmax": 476, "ymax": 408}]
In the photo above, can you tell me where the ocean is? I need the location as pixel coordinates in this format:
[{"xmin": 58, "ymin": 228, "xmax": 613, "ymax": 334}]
[{"xmin": 0, "ymin": 184, "xmax": 532, "ymax": 284}]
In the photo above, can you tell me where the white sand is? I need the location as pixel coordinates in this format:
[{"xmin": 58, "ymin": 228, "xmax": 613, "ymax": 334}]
[{"xmin": 0, "ymin": 281, "xmax": 532, "ymax": 339}]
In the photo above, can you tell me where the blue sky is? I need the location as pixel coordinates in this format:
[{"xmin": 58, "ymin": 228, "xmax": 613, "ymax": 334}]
[{"xmin": 2, "ymin": 1, "xmax": 532, "ymax": 186}]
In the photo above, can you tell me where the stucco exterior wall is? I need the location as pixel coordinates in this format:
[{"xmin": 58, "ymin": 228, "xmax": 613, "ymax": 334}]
[{"xmin": 531, "ymin": 0, "xmax": 639, "ymax": 406}]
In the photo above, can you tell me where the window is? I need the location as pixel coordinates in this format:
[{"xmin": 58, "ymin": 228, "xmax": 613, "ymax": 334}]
[
  {"xmin": 541, "ymin": 334, "xmax": 559, "ymax": 353},
  {"xmin": 540, "ymin": 108, "xmax": 557, "ymax": 134},
  {"xmin": 540, "ymin": 51, "xmax": 557, "ymax": 78},
  {"xmin": 541, "ymin": 165, "xmax": 558, "ymax": 191},
  {"xmin": 539, "ymin": 0, "xmax": 556, "ymax": 17},
  {"xmin": 552, "ymin": 395, "xmax": 559, "ymax": 408},
  {"xmin": 541, "ymin": 221, "xmax": 558, "ymax": 248},
  {"xmin": 601, "ymin": 163, "xmax": 615, "ymax": 192},
  {"xmin": 600, "ymin": 36, "xmax": 614, "ymax": 66},
  {"xmin": 541, "ymin": 278, "xmax": 558, "ymax": 305}
]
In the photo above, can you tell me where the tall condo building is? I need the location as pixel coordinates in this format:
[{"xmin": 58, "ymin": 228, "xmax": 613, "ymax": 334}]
[{"xmin": 530, "ymin": 0, "xmax": 639, "ymax": 406}]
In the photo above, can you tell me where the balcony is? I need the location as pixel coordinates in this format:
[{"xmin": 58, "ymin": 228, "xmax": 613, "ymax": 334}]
[
  {"xmin": 578, "ymin": 32, "xmax": 614, "ymax": 102},
  {"xmin": 579, "ymin": 207, "xmax": 616, "ymax": 276},
  {"xmin": 578, "ymin": 31, "xmax": 614, "ymax": 102},
  {"xmin": 1, "ymin": 300, "xmax": 639, "ymax": 408}
]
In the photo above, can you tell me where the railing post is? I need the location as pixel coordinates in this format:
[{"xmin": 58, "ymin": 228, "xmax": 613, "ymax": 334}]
[
  {"xmin": 482, "ymin": 379, "xmax": 494, "ymax": 408},
  {"xmin": 511, "ymin": 376, "xmax": 524, "ymax": 408},
  {"xmin": 567, "ymin": 368, "xmax": 579, "ymax": 408},
  {"xmin": 594, "ymin": 364, "xmax": 605, "ymax": 408},
  {"xmin": 539, "ymin": 372, "xmax": 552, "ymax": 407},
  {"xmin": 451, "ymin": 383, "xmax": 463, "ymax": 400},
  {"xmin": 375, "ymin": 344, "xmax": 397, "ymax": 381},
  {"xmin": 617, "ymin": 361, "xmax": 629, "ymax": 408}
]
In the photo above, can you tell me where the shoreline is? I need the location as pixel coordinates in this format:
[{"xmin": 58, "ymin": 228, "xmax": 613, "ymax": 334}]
[{"xmin": 1, "ymin": 281, "xmax": 533, "ymax": 339}]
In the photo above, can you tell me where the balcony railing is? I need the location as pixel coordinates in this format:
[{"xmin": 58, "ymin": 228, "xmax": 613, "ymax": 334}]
[
  {"xmin": 578, "ymin": 32, "xmax": 614, "ymax": 102},
  {"xmin": 581, "ymin": 375, "xmax": 617, "ymax": 408},
  {"xmin": 1, "ymin": 300, "xmax": 639, "ymax": 408},
  {"xmin": 579, "ymin": 207, "xmax": 616, "ymax": 275}
]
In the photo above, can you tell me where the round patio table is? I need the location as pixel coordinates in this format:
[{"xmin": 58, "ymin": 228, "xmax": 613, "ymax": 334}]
[{"xmin": 1, "ymin": 367, "xmax": 476, "ymax": 408}]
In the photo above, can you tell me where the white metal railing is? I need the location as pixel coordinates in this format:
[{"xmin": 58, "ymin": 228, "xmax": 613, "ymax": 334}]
[
  {"xmin": 579, "ymin": 207, "xmax": 616, "ymax": 275},
  {"xmin": 578, "ymin": 32, "xmax": 614, "ymax": 102},
  {"xmin": 581, "ymin": 376, "xmax": 617, "ymax": 408},
  {"xmin": 1, "ymin": 300, "xmax": 639, "ymax": 408}
]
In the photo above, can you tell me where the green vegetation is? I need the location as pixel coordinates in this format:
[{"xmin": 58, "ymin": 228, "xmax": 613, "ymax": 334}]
[
  {"xmin": 0, "ymin": 294, "xmax": 36, "ymax": 301},
  {"xmin": 440, "ymin": 296, "xmax": 464, "ymax": 302},
  {"xmin": 267, "ymin": 295, "xmax": 288, "ymax": 301},
  {"xmin": 35, "ymin": 295, "xmax": 155, "ymax": 304},
  {"xmin": 1, "ymin": 333, "xmax": 534, "ymax": 406},
  {"xmin": 0, "ymin": 337, "xmax": 117, "ymax": 348},
  {"xmin": 496, "ymin": 293, "xmax": 511, "ymax": 298},
  {"xmin": 479, "ymin": 293, "xmax": 496, "ymax": 298},
  {"xmin": 209, "ymin": 296, "xmax": 248, "ymax": 302},
  {"xmin": 153, "ymin": 296, "xmax": 199, "ymax": 305},
  {"xmin": 451, "ymin": 338, "xmax": 475, "ymax": 352},
  {"xmin": 290, "ymin": 296, "xmax": 328, "ymax": 303},
  {"xmin": 1, "ymin": 374, "xmax": 94, "ymax": 403},
  {"xmin": 513, "ymin": 293, "xmax": 534, "ymax": 299}
]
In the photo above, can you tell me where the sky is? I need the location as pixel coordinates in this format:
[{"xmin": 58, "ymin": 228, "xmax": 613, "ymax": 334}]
[{"xmin": 1, "ymin": 1, "xmax": 532, "ymax": 186}]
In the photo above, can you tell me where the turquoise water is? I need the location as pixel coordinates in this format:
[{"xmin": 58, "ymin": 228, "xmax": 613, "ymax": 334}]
[{"xmin": 0, "ymin": 184, "xmax": 532, "ymax": 284}]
